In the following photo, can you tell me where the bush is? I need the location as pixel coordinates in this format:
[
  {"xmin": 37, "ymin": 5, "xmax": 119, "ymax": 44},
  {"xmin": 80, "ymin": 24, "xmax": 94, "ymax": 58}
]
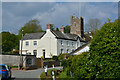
[
  {"xmin": 40, "ymin": 69, "xmax": 57, "ymax": 79},
  {"xmin": 40, "ymin": 72, "xmax": 52, "ymax": 79},
  {"xmin": 59, "ymin": 71, "xmax": 68, "ymax": 78},
  {"xmin": 58, "ymin": 53, "xmax": 68, "ymax": 61},
  {"xmin": 52, "ymin": 56, "xmax": 58, "ymax": 61},
  {"xmin": 47, "ymin": 69, "xmax": 57, "ymax": 76}
]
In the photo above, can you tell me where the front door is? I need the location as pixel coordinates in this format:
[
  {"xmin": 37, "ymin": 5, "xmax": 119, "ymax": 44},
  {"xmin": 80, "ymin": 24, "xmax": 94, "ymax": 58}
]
[{"xmin": 43, "ymin": 49, "xmax": 45, "ymax": 59}]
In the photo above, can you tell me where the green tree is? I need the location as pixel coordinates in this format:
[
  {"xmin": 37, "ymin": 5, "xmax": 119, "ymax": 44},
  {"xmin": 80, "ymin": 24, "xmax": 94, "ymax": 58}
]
[
  {"xmin": 2, "ymin": 32, "xmax": 19, "ymax": 53},
  {"xmin": 89, "ymin": 19, "xmax": 120, "ymax": 78},
  {"xmin": 50, "ymin": 24, "xmax": 55, "ymax": 30},
  {"xmin": 62, "ymin": 19, "xmax": 120, "ymax": 78},
  {"xmin": 19, "ymin": 19, "xmax": 43, "ymax": 36},
  {"xmin": 64, "ymin": 25, "xmax": 70, "ymax": 33},
  {"xmin": 56, "ymin": 27, "xmax": 59, "ymax": 31}
]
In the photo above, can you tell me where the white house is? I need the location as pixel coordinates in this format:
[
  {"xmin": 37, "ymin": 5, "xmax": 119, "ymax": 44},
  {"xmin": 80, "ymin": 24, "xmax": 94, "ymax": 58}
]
[
  {"xmin": 70, "ymin": 43, "xmax": 90, "ymax": 55},
  {"xmin": 19, "ymin": 23, "xmax": 86, "ymax": 58}
]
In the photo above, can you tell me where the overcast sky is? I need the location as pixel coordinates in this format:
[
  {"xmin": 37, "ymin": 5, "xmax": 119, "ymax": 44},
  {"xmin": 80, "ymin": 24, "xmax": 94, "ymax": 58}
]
[{"xmin": 2, "ymin": 2, "xmax": 118, "ymax": 34}]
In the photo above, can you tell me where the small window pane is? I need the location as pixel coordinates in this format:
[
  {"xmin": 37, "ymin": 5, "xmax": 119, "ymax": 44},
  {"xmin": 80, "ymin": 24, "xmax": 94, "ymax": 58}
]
[
  {"xmin": 26, "ymin": 41, "xmax": 29, "ymax": 46},
  {"xmin": 34, "ymin": 41, "xmax": 37, "ymax": 45}
]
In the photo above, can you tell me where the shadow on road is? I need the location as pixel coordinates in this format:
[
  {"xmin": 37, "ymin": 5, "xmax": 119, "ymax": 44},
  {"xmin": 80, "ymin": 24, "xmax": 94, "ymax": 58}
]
[{"xmin": 3, "ymin": 77, "xmax": 41, "ymax": 80}]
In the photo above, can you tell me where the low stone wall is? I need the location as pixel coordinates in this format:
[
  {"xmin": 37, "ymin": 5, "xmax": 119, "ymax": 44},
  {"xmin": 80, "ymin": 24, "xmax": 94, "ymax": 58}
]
[{"xmin": 0, "ymin": 54, "xmax": 36, "ymax": 68}]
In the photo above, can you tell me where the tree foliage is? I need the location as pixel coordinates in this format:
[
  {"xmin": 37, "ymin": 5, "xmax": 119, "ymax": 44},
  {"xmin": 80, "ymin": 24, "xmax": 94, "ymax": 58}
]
[
  {"xmin": 62, "ymin": 19, "xmax": 120, "ymax": 78},
  {"xmin": 64, "ymin": 25, "xmax": 70, "ymax": 33},
  {"xmin": 19, "ymin": 19, "xmax": 43, "ymax": 36},
  {"xmin": 86, "ymin": 18, "xmax": 101, "ymax": 32},
  {"xmin": 2, "ymin": 32, "xmax": 19, "ymax": 53}
]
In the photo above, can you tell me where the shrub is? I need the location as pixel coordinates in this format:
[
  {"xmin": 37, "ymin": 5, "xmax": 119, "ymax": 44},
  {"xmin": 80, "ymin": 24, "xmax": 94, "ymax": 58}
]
[
  {"xmin": 58, "ymin": 53, "xmax": 68, "ymax": 61},
  {"xmin": 40, "ymin": 69, "xmax": 57, "ymax": 79},
  {"xmin": 52, "ymin": 56, "xmax": 58, "ymax": 61},
  {"xmin": 59, "ymin": 71, "xmax": 68, "ymax": 78},
  {"xmin": 47, "ymin": 69, "xmax": 57, "ymax": 76}
]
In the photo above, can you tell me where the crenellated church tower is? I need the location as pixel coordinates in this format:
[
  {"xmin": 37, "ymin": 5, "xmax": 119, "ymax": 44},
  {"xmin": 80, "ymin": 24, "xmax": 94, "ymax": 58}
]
[{"xmin": 70, "ymin": 16, "xmax": 84, "ymax": 38}]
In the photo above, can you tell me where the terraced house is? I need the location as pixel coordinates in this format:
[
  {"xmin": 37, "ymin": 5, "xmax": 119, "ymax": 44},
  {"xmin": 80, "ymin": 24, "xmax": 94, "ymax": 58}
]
[{"xmin": 19, "ymin": 16, "xmax": 86, "ymax": 58}]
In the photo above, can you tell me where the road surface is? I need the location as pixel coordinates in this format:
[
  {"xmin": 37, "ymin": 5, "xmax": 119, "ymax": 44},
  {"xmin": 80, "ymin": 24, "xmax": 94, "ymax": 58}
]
[{"xmin": 9, "ymin": 67, "xmax": 63, "ymax": 80}]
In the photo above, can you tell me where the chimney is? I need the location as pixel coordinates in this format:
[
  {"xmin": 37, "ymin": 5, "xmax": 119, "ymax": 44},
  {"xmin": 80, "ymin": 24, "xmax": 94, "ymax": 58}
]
[
  {"xmin": 47, "ymin": 23, "xmax": 51, "ymax": 29},
  {"xmin": 60, "ymin": 26, "xmax": 64, "ymax": 33}
]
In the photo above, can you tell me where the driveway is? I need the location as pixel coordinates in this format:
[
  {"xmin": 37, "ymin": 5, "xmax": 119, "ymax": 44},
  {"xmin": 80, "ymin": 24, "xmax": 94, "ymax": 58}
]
[{"xmin": 9, "ymin": 67, "xmax": 63, "ymax": 80}]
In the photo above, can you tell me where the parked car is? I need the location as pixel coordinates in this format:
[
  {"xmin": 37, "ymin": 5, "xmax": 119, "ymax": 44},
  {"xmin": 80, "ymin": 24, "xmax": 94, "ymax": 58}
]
[{"xmin": 0, "ymin": 64, "xmax": 12, "ymax": 79}]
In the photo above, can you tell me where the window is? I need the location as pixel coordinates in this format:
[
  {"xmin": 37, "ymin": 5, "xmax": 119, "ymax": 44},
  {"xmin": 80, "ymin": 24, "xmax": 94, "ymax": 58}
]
[
  {"xmin": 67, "ymin": 49, "xmax": 69, "ymax": 53},
  {"xmin": 33, "ymin": 50, "xmax": 37, "ymax": 56},
  {"xmin": 61, "ymin": 40, "xmax": 63, "ymax": 46},
  {"xmin": 26, "ymin": 58, "xmax": 32, "ymax": 65},
  {"xmin": 67, "ymin": 41, "xmax": 69, "ymax": 46},
  {"xmin": 43, "ymin": 49, "xmax": 45, "ymax": 59},
  {"xmin": 61, "ymin": 49, "xmax": 63, "ymax": 54},
  {"xmin": 26, "ymin": 41, "xmax": 29, "ymax": 46},
  {"xmin": 72, "ymin": 42, "xmax": 74, "ymax": 47},
  {"xmin": 33, "ymin": 41, "xmax": 37, "ymax": 45}
]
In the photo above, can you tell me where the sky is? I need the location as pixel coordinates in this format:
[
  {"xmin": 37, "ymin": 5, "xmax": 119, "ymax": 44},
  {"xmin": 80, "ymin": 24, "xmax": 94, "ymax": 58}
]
[{"xmin": 2, "ymin": 2, "xmax": 118, "ymax": 34}]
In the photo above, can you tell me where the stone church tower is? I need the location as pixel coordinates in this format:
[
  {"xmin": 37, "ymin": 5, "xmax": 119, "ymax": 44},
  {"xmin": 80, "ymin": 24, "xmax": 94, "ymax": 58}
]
[{"xmin": 70, "ymin": 16, "xmax": 84, "ymax": 38}]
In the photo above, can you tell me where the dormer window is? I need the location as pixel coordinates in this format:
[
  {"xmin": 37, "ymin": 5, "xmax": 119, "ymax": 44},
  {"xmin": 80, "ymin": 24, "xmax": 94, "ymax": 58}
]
[
  {"xmin": 33, "ymin": 41, "xmax": 37, "ymax": 45},
  {"xmin": 26, "ymin": 41, "xmax": 29, "ymax": 46}
]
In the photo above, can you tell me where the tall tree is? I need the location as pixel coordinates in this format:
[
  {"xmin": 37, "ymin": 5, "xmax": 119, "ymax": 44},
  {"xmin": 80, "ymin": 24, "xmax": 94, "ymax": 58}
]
[
  {"xmin": 2, "ymin": 32, "xmax": 19, "ymax": 53},
  {"xmin": 50, "ymin": 24, "xmax": 55, "ymax": 30},
  {"xmin": 56, "ymin": 27, "xmax": 59, "ymax": 31},
  {"xmin": 19, "ymin": 19, "xmax": 43, "ymax": 36},
  {"xmin": 86, "ymin": 18, "xmax": 101, "ymax": 33},
  {"xmin": 64, "ymin": 25, "xmax": 70, "ymax": 33}
]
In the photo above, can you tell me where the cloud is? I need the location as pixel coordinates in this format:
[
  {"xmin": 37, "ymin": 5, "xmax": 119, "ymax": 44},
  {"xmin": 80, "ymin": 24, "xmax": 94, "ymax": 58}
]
[
  {"xmin": 2, "ymin": 0, "xmax": 119, "ymax": 2},
  {"xmin": 32, "ymin": 2, "xmax": 118, "ymax": 31},
  {"xmin": 2, "ymin": 2, "xmax": 118, "ymax": 34}
]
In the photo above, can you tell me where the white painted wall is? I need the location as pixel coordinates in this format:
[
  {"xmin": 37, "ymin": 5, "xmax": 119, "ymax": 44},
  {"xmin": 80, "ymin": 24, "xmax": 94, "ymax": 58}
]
[
  {"xmin": 20, "ymin": 29, "xmax": 82, "ymax": 58},
  {"xmin": 57, "ymin": 39, "xmax": 77, "ymax": 55},
  {"xmin": 20, "ymin": 29, "xmax": 57, "ymax": 58},
  {"xmin": 73, "ymin": 46, "xmax": 90, "ymax": 55}
]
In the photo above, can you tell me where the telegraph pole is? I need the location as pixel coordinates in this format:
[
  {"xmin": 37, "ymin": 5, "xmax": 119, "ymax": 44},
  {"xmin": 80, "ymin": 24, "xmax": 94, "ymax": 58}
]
[{"xmin": 19, "ymin": 30, "xmax": 24, "ymax": 69}]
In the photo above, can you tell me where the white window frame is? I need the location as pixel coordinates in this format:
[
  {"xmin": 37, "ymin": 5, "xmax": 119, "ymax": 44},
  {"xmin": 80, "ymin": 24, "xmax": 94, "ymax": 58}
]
[
  {"xmin": 61, "ymin": 49, "xmax": 63, "ymax": 54},
  {"xmin": 33, "ymin": 41, "xmax": 37, "ymax": 45},
  {"xmin": 67, "ymin": 49, "xmax": 69, "ymax": 53},
  {"xmin": 61, "ymin": 40, "xmax": 63, "ymax": 46},
  {"xmin": 72, "ymin": 42, "xmax": 74, "ymax": 47},
  {"xmin": 26, "ymin": 41, "xmax": 29, "ymax": 46},
  {"xmin": 67, "ymin": 41, "xmax": 69, "ymax": 46}
]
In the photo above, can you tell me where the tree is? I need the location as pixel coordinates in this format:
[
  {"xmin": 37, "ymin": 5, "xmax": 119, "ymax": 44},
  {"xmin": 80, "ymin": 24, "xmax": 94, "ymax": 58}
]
[
  {"xmin": 50, "ymin": 24, "xmax": 55, "ymax": 31},
  {"xmin": 62, "ymin": 19, "xmax": 120, "ymax": 78},
  {"xmin": 19, "ymin": 19, "xmax": 43, "ymax": 36},
  {"xmin": 86, "ymin": 18, "xmax": 101, "ymax": 33},
  {"xmin": 2, "ymin": 32, "xmax": 19, "ymax": 53},
  {"xmin": 64, "ymin": 25, "xmax": 70, "ymax": 33},
  {"xmin": 56, "ymin": 27, "xmax": 59, "ymax": 31}
]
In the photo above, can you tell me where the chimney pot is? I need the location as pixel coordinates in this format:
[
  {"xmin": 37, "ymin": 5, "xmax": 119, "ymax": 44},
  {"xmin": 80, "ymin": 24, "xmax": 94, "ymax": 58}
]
[{"xmin": 47, "ymin": 23, "xmax": 51, "ymax": 29}]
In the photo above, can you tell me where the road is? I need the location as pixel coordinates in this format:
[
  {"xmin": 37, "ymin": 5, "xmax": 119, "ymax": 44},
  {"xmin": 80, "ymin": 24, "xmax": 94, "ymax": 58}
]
[{"xmin": 9, "ymin": 67, "xmax": 63, "ymax": 80}]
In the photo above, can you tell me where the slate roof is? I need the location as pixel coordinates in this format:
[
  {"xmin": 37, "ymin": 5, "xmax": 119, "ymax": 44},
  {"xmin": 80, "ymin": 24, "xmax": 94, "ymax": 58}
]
[
  {"xmin": 51, "ymin": 30, "xmax": 78, "ymax": 41},
  {"xmin": 22, "ymin": 32, "xmax": 46, "ymax": 40},
  {"xmin": 51, "ymin": 30, "xmax": 86, "ymax": 41},
  {"xmin": 22, "ymin": 30, "xmax": 86, "ymax": 42}
]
